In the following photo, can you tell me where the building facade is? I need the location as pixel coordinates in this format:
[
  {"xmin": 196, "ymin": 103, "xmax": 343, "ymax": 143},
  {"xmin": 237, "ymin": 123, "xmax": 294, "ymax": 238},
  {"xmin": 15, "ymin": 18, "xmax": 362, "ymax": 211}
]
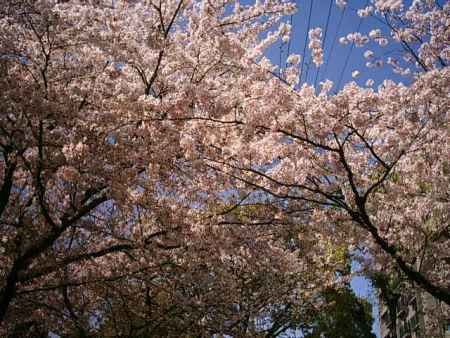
[{"xmin": 379, "ymin": 290, "xmax": 450, "ymax": 338}]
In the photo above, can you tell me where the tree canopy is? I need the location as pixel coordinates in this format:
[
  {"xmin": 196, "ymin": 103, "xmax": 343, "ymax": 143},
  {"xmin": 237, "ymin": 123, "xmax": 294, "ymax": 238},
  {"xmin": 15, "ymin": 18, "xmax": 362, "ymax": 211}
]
[{"xmin": 0, "ymin": 0, "xmax": 448, "ymax": 336}]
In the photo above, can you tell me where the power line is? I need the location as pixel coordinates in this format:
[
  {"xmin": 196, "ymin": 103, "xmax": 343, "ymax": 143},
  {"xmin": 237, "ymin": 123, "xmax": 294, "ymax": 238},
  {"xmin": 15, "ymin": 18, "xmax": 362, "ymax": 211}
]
[
  {"xmin": 285, "ymin": 14, "xmax": 294, "ymax": 68},
  {"xmin": 335, "ymin": 1, "xmax": 369, "ymax": 91},
  {"xmin": 313, "ymin": 0, "xmax": 334, "ymax": 90},
  {"xmin": 299, "ymin": 0, "xmax": 313, "ymax": 85},
  {"xmin": 281, "ymin": 14, "xmax": 294, "ymax": 77},
  {"xmin": 321, "ymin": 5, "xmax": 347, "ymax": 84},
  {"xmin": 303, "ymin": 0, "xmax": 317, "ymax": 84}
]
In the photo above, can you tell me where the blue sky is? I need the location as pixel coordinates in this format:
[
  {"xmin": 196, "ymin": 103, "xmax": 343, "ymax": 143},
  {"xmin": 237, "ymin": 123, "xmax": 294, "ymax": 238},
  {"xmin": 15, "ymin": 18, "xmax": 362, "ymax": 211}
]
[
  {"xmin": 263, "ymin": 0, "xmax": 415, "ymax": 93},
  {"xmin": 351, "ymin": 262, "xmax": 380, "ymax": 337}
]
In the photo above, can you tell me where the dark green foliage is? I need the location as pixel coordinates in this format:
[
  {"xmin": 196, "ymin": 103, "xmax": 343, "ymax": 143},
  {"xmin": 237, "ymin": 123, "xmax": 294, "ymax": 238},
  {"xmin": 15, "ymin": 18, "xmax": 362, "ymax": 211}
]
[{"xmin": 303, "ymin": 287, "xmax": 376, "ymax": 338}]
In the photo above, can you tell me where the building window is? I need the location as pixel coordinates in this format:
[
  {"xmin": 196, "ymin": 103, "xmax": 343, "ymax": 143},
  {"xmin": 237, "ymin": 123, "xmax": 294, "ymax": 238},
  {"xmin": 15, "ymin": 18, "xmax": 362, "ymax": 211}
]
[
  {"xmin": 409, "ymin": 313, "xmax": 419, "ymax": 330},
  {"xmin": 410, "ymin": 297, "xmax": 417, "ymax": 313},
  {"xmin": 398, "ymin": 296, "xmax": 409, "ymax": 318},
  {"xmin": 399, "ymin": 322, "xmax": 412, "ymax": 338},
  {"xmin": 382, "ymin": 311, "xmax": 390, "ymax": 323}
]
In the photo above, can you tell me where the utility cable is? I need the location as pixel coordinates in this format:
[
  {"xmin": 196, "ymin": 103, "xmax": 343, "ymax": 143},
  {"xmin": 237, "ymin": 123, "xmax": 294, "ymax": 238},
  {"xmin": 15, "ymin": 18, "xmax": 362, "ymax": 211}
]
[
  {"xmin": 321, "ymin": 4, "xmax": 346, "ymax": 85},
  {"xmin": 299, "ymin": 0, "xmax": 313, "ymax": 85},
  {"xmin": 335, "ymin": 0, "xmax": 369, "ymax": 91},
  {"xmin": 313, "ymin": 0, "xmax": 334, "ymax": 90}
]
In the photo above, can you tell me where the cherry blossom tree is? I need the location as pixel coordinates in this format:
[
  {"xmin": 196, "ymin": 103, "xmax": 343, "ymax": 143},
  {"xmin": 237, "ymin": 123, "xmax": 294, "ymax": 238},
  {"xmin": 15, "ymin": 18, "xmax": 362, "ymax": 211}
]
[
  {"xmin": 179, "ymin": 0, "xmax": 450, "ymax": 308},
  {"xmin": 0, "ymin": 0, "xmax": 360, "ymax": 336},
  {"xmin": 1, "ymin": 0, "xmax": 448, "ymax": 336},
  {"xmin": 0, "ymin": 0, "xmax": 326, "ymax": 336}
]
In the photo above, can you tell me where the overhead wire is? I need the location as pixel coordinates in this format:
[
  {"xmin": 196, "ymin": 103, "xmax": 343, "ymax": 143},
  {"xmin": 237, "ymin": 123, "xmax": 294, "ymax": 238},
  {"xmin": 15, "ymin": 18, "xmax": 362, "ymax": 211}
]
[
  {"xmin": 299, "ymin": 0, "xmax": 313, "ymax": 85},
  {"xmin": 335, "ymin": 0, "xmax": 369, "ymax": 91},
  {"xmin": 321, "ymin": 4, "xmax": 347, "ymax": 86},
  {"xmin": 313, "ymin": 0, "xmax": 334, "ymax": 91},
  {"xmin": 285, "ymin": 14, "xmax": 294, "ymax": 67},
  {"xmin": 281, "ymin": 14, "xmax": 294, "ymax": 77},
  {"xmin": 303, "ymin": 0, "xmax": 317, "ymax": 84}
]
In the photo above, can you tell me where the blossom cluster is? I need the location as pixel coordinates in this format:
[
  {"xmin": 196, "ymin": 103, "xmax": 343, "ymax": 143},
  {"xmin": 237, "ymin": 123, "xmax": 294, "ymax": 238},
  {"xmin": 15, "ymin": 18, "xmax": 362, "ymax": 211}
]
[{"xmin": 308, "ymin": 27, "xmax": 323, "ymax": 66}]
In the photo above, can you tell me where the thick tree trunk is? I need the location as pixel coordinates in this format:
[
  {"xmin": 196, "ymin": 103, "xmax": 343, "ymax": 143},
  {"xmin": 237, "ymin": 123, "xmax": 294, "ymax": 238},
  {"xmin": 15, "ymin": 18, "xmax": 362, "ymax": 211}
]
[
  {"xmin": 0, "ymin": 161, "xmax": 15, "ymax": 219},
  {"xmin": 367, "ymin": 224, "xmax": 450, "ymax": 306},
  {"xmin": 0, "ymin": 260, "xmax": 22, "ymax": 323},
  {"xmin": 387, "ymin": 298, "xmax": 398, "ymax": 338}
]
